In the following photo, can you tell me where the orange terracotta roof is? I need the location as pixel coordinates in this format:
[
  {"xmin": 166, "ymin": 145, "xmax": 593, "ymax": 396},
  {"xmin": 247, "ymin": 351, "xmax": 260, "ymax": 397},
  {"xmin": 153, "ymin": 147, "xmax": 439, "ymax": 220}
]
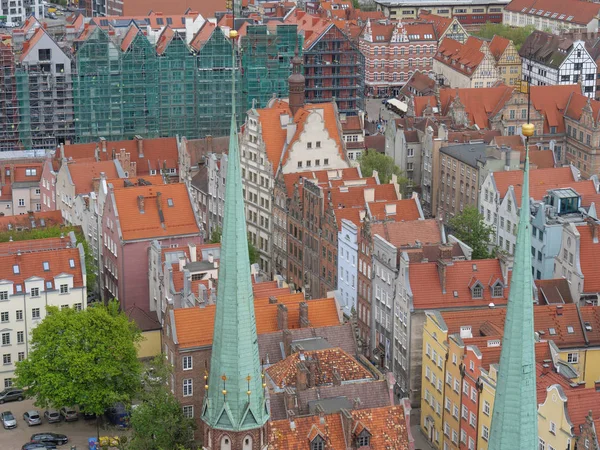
[
  {"xmin": 531, "ymin": 84, "xmax": 580, "ymax": 134},
  {"xmin": 190, "ymin": 21, "xmax": 216, "ymax": 52},
  {"xmin": 155, "ymin": 26, "xmax": 175, "ymax": 55},
  {"xmin": 367, "ymin": 198, "xmax": 422, "ymax": 222},
  {"xmin": 371, "ymin": 218, "xmax": 441, "ymax": 248},
  {"xmin": 565, "ymin": 90, "xmax": 600, "ymax": 122},
  {"xmin": 577, "ymin": 224, "xmax": 600, "ymax": 293},
  {"xmin": 489, "ymin": 35, "xmax": 511, "ymax": 61},
  {"xmin": 112, "ymin": 183, "xmax": 199, "ymax": 241},
  {"xmin": 120, "ymin": 0, "xmax": 227, "ymax": 18},
  {"xmin": 68, "ymin": 160, "xmax": 120, "ymax": 195},
  {"xmin": 438, "ymin": 85, "xmax": 514, "ymax": 129},
  {"xmin": 417, "ymin": 10, "xmax": 453, "ymax": 37},
  {"xmin": 256, "ymin": 100, "xmax": 292, "ymax": 168},
  {"xmin": 436, "ymin": 37, "xmax": 485, "ymax": 76},
  {"xmin": 536, "ymin": 363, "xmax": 574, "ymax": 403},
  {"xmin": 282, "ymin": 167, "xmax": 362, "ymax": 197},
  {"xmin": 120, "ymin": 25, "xmax": 141, "ymax": 52},
  {"xmin": 535, "ymin": 279, "xmax": 574, "ymax": 304},
  {"xmin": 341, "ymin": 115, "xmax": 362, "ymax": 132},
  {"xmin": 580, "ymin": 305, "xmax": 600, "ymax": 346},
  {"xmin": 20, "ymin": 27, "xmax": 46, "ymax": 62},
  {"xmin": 564, "ymin": 388, "xmax": 600, "ymax": 432},
  {"xmin": 410, "ymin": 259, "xmax": 507, "ymax": 310},
  {"xmin": 491, "ymin": 166, "xmax": 580, "ymax": 206},
  {"xmin": 334, "ymin": 207, "xmax": 364, "ymax": 230},
  {"xmin": 284, "ymin": 10, "xmax": 333, "ymax": 48},
  {"xmin": 0, "ymin": 211, "xmax": 64, "ymax": 232},
  {"xmin": 329, "ymin": 183, "xmax": 398, "ymax": 209},
  {"xmin": 505, "ymin": 0, "xmax": 600, "ymax": 26},
  {"xmin": 11, "ymin": 163, "xmax": 43, "ymax": 183},
  {"xmin": 173, "ymin": 297, "xmax": 341, "ymax": 348},
  {"xmin": 107, "ymin": 175, "xmax": 166, "ymax": 189},
  {"xmin": 0, "ymin": 238, "xmax": 84, "ymax": 289},
  {"xmin": 266, "ymin": 347, "xmax": 373, "ymax": 388}
]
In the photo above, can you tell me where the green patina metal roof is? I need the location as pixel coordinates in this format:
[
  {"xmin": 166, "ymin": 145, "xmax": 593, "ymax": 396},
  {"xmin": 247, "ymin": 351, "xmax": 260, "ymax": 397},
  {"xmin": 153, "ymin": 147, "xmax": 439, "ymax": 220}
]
[
  {"xmin": 489, "ymin": 140, "xmax": 538, "ymax": 449},
  {"xmin": 200, "ymin": 39, "xmax": 269, "ymax": 432}
]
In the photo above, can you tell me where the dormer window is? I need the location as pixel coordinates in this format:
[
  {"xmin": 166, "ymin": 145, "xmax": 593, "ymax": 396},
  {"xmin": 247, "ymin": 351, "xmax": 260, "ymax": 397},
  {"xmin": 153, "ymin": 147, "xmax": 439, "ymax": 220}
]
[
  {"xmin": 356, "ymin": 430, "xmax": 371, "ymax": 447},
  {"xmin": 43, "ymin": 261, "xmax": 50, "ymax": 271},
  {"xmin": 492, "ymin": 282, "xmax": 503, "ymax": 298},
  {"xmin": 311, "ymin": 435, "xmax": 325, "ymax": 450},
  {"xmin": 471, "ymin": 283, "xmax": 483, "ymax": 299}
]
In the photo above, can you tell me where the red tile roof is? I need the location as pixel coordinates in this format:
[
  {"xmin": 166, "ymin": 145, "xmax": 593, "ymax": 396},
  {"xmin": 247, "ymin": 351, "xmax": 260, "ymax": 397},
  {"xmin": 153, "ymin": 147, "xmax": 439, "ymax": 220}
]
[
  {"xmin": 112, "ymin": 183, "xmax": 199, "ymax": 241},
  {"xmin": 284, "ymin": 10, "xmax": 333, "ymax": 48},
  {"xmin": 334, "ymin": 207, "xmax": 365, "ymax": 230},
  {"xmin": 0, "ymin": 238, "xmax": 84, "ymax": 289},
  {"xmin": 535, "ymin": 279, "xmax": 574, "ymax": 304},
  {"xmin": 580, "ymin": 305, "xmax": 600, "ymax": 346},
  {"xmin": 505, "ymin": 0, "xmax": 600, "ymax": 26},
  {"xmin": 120, "ymin": 0, "xmax": 227, "ymax": 18},
  {"xmin": 367, "ymin": 198, "xmax": 422, "ymax": 222},
  {"xmin": 531, "ymin": 84, "xmax": 580, "ymax": 134},
  {"xmin": 435, "ymin": 37, "xmax": 485, "ymax": 76},
  {"xmin": 417, "ymin": 10, "xmax": 453, "ymax": 38},
  {"xmin": 189, "ymin": 21, "xmax": 216, "ymax": 52},
  {"xmin": 411, "ymin": 259, "xmax": 507, "ymax": 310},
  {"xmin": 67, "ymin": 160, "xmax": 120, "ymax": 195},
  {"xmin": 12, "ymin": 163, "xmax": 43, "ymax": 183},
  {"xmin": 371, "ymin": 218, "xmax": 442, "ymax": 248},
  {"xmin": 282, "ymin": 167, "xmax": 362, "ymax": 198},
  {"xmin": 173, "ymin": 297, "xmax": 341, "ymax": 348},
  {"xmin": 329, "ymin": 183, "xmax": 398, "ymax": 209},
  {"xmin": 256, "ymin": 99, "xmax": 292, "ymax": 169},
  {"xmin": 564, "ymin": 388, "xmax": 600, "ymax": 432},
  {"xmin": 20, "ymin": 27, "xmax": 46, "ymax": 62},
  {"xmin": 489, "ymin": 35, "xmax": 511, "ymax": 61},
  {"xmin": 269, "ymin": 405, "xmax": 410, "ymax": 450},
  {"xmin": 565, "ymin": 89, "xmax": 600, "ymax": 122},
  {"xmin": 0, "ymin": 211, "xmax": 64, "ymax": 232},
  {"xmin": 577, "ymin": 224, "xmax": 600, "ymax": 293},
  {"xmin": 155, "ymin": 26, "xmax": 175, "ymax": 55},
  {"xmin": 266, "ymin": 347, "xmax": 373, "ymax": 388},
  {"xmin": 120, "ymin": 25, "xmax": 141, "ymax": 52}
]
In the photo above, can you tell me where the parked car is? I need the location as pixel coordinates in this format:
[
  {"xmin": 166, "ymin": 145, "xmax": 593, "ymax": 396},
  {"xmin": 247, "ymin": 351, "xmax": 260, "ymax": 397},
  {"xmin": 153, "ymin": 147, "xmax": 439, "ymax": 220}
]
[
  {"xmin": 0, "ymin": 388, "xmax": 24, "ymax": 404},
  {"xmin": 43, "ymin": 409, "xmax": 60, "ymax": 423},
  {"xmin": 23, "ymin": 410, "xmax": 42, "ymax": 426},
  {"xmin": 105, "ymin": 403, "xmax": 129, "ymax": 428},
  {"xmin": 30, "ymin": 432, "xmax": 68, "ymax": 446},
  {"xmin": 1, "ymin": 410, "xmax": 17, "ymax": 429},
  {"xmin": 22, "ymin": 443, "xmax": 57, "ymax": 450},
  {"xmin": 59, "ymin": 406, "xmax": 78, "ymax": 422}
]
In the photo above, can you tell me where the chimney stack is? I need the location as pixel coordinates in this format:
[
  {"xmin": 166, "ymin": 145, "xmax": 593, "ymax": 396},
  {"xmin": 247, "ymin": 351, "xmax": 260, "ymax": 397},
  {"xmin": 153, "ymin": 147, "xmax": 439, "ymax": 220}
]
[
  {"xmin": 296, "ymin": 363, "xmax": 309, "ymax": 391},
  {"xmin": 277, "ymin": 303, "xmax": 288, "ymax": 330},
  {"xmin": 299, "ymin": 302, "xmax": 309, "ymax": 327},
  {"xmin": 437, "ymin": 260, "xmax": 448, "ymax": 294},
  {"xmin": 208, "ymin": 252, "xmax": 214, "ymax": 264},
  {"xmin": 340, "ymin": 409, "xmax": 353, "ymax": 447},
  {"xmin": 100, "ymin": 137, "xmax": 107, "ymax": 153},
  {"xmin": 556, "ymin": 305, "xmax": 563, "ymax": 316},
  {"xmin": 188, "ymin": 243, "xmax": 197, "ymax": 262},
  {"xmin": 283, "ymin": 329, "xmax": 293, "ymax": 356},
  {"xmin": 332, "ymin": 369, "xmax": 342, "ymax": 386},
  {"xmin": 178, "ymin": 256, "xmax": 186, "ymax": 272},
  {"xmin": 9, "ymin": 165, "xmax": 14, "ymax": 184},
  {"xmin": 135, "ymin": 135, "xmax": 144, "ymax": 158},
  {"xmin": 439, "ymin": 243, "xmax": 454, "ymax": 260},
  {"xmin": 269, "ymin": 296, "xmax": 278, "ymax": 304},
  {"xmin": 137, "ymin": 195, "xmax": 145, "ymax": 213}
]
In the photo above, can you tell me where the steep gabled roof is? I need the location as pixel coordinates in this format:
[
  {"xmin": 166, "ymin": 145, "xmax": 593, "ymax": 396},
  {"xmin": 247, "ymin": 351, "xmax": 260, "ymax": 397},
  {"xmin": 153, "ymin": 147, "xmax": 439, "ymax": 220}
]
[
  {"xmin": 489, "ymin": 35, "xmax": 511, "ymax": 61},
  {"xmin": 372, "ymin": 218, "xmax": 442, "ymax": 248},
  {"xmin": 577, "ymin": 224, "xmax": 600, "ymax": 293},
  {"xmin": 530, "ymin": 84, "xmax": 580, "ymax": 134},
  {"xmin": 435, "ymin": 37, "xmax": 485, "ymax": 76},
  {"xmin": 67, "ymin": 160, "xmax": 120, "ymax": 195}
]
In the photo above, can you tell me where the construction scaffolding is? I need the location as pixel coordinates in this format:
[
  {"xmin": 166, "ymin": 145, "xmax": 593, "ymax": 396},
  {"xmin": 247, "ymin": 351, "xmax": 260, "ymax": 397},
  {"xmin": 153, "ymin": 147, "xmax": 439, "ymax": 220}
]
[
  {"xmin": 241, "ymin": 24, "xmax": 302, "ymax": 111},
  {"xmin": 0, "ymin": 41, "xmax": 19, "ymax": 151},
  {"xmin": 157, "ymin": 31, "xmax": 197, "ymax": 139}
]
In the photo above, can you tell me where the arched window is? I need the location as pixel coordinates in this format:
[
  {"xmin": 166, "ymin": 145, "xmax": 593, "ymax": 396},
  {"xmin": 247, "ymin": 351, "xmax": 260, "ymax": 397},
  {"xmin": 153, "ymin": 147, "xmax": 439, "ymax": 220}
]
[
  {"xmin": 243, "ymin": 435, "xmax": 253, "ymax": 450},
  {"xmin": 221, "ymin": 435, "xmax": 232, "ymax": 450}
]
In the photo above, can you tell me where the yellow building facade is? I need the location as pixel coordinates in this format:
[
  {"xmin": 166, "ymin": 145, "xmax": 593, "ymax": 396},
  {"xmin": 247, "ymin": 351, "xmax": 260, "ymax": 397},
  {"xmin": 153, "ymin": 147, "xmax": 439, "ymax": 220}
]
[
  {"xmin": 537, "ymin": 385, "xmax": 575, "ymax": 450},
  {"xmin": 494, "ymin": 39, "xmax": 521, "ymax": 87},
  {"xmin": 556, "ymin": 346, "xmax": 600, "ymax": 389}
]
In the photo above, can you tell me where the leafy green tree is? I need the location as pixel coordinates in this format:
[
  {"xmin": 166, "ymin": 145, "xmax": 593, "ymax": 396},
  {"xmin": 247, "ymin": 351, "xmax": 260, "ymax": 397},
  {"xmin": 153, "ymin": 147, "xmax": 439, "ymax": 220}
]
[
  {"xmin": 129, "ymin": 356, "xmax": 195, "ymax": 450},
  {"xmin": 208, "ymin": 226, "xmax": 222, "ymax": 244},
  {"xmin": 474, "ymin": 23, "xmax": 536, "ymax": 51},
  {"xmin": 248, "ymin": 237, "xmax": 260, "ymax": 265},
  {"xmin": 358, "ymin": 150, "xmax": 409, "ymax": 187},
  {"xmin": 14, "ymin": 300, "xmax": 142, "ymax": 423},
  {"xmin": 448, "ymin": 206, "xmax": 495, "ymax": 259}
]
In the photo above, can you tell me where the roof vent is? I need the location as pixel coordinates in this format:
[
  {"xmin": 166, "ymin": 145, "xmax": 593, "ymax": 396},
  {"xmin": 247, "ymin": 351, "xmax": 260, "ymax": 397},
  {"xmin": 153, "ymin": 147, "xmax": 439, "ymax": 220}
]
[
  {"xmin": 488, "ymin": 302, "xmax": 495, "ymax": 308},
  {"xmin": 460, "ymin": 326, "xmax": 472, "ymax": 339},
  {"xmin": 585, "ymin": 322, "xmax": 593, "ymax": 331}
]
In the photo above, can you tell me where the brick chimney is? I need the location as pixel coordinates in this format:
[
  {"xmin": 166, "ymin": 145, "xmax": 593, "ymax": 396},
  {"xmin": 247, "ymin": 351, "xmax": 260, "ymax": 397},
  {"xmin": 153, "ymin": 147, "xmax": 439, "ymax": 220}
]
[
  {"xmin": 283, "ymin": 329, "xmax": 293, "ymax": 356},
  {"xmin": 284, "ymin": 387, "xmax": 299, "ymax": 415},
  {"xmin": 299, "ymin": 302, "xmax": 309, "ymax": 327},
  {"xmin": 437, "ymin": 260, "xmax": 448, "ymax": 294},
  {"xmin": 269, "ymin": 296, "xmax": 278, "ymax": 304},
  {"xmin": 137, "ymin": 195, "xmax": 145, "ymax": 213},
  {"xmin": 306, "ymin": 359, "xmax": 317, "ymax": 388},
  {"xmin": 135, "ymin": 135, "xmax": 144, "ymax": 158},
  {"xmin": 277, "ymin": 303, "xmax": 288, "ymax": 330},
  {"xmin": 439, "ymin": 242, "xmax": 454, "ymax": 260},
  {"xmin": 296, "ymin": 363, "xmax": 309, "ymax": 391},
  {"xmin": 588, "ymin": 218, "xmax": 599, "ymax": 244},
  {"xmin": 340, "ymin": 409, "xmax": 353, "ymax": 448},
  {"xmin": 9, "ymin": 164, "xmax": 14, "ymax": 184},
  {"xmin": 556, "ymin": 305, "xmax": 563, "ymax": 316},
  {"xmin": 332, "ymin": 369, "xmax": 342, "ymax": 386}
]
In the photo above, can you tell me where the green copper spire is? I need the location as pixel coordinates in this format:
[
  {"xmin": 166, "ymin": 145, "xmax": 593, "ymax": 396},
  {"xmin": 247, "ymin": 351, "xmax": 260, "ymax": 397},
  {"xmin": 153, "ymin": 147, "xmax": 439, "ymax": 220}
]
[
  {"xmin": 489, "ymin": 125, "xmax": 538, "ymax": 449},
  {"xmin": 201, "ymin": 29, "xmax": 269, "ymax": 432}
]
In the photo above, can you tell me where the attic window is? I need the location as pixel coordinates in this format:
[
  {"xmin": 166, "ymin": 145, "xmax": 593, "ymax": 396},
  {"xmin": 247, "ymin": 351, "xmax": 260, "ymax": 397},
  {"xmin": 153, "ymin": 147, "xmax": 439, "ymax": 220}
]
[
  {"xmin": 356, "ymin": 430, "xmax": 371, "ymax": 446},
  {"xmin": 15, "ymin": 284, "xmax": 22, "ymax": 293},
  {"xmin": 13, "ymin": 264, "xmax": 20, "ymax": 274},
  {"xmin": 167, "ymin": 198, "xmax": 174, "ymax": 207},
  {"xmin": 567, "ymin": 16, "xmax": 574, "ymax": 21},
  {"xmin": 567, "ymin": 326, "xmax": 574, "ymax": 334},
  {"xmin": 472, "ymin": 284, "xmax": 483, "ymax": 299},
  {"xmin": 549, "ymin": 328, "xmax": 556, "ymax": 335},
  {"xmin": 43, "ymin": 261, "xmax": 50, "ymax": 271},
  {"xmin": 46, "ymin": 281, "xmax": 53, "ymax": 289},
  {"xmin": 311, "ymin": 435, "xmax": 325, "ymax": 450},
  {"xmin": 25, "ymin": 168, "xmax": 37, "ymax": 176},
  {"xmin": 453, "ymin": 291, "xmax": 459, "ymax": 298},
  {"xmin": 492, "ymin": 282, "xmax": 503, "ymax": 298},
  {"xmin": 69, "ymin": 259, "xmax": 75, "ymax": 269},
  {"xmin": 472, "ymin": 264, "xmax": 477, "ymax": 271},
  {"xmin": 156, "ymin": 18, "xmax": 164, "ymax": 25}
]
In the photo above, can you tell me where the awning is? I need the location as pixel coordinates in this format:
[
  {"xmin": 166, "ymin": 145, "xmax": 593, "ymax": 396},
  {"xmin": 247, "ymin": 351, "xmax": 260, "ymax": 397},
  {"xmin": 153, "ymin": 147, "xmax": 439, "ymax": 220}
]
[{"xmin": 386, "ymin": 98, "xmax": 408, "ymax": 113}]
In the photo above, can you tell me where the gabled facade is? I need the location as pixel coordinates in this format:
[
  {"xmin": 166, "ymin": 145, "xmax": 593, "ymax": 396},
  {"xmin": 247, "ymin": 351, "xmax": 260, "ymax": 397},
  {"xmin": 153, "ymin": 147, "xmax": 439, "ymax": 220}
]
[
  {"xmin": 417, "ymin": 10, "xmax": 468, "ymax": 44},
  {"xmin": 489, "ymin": 35, "xmax": 521, "ymax": 87}
]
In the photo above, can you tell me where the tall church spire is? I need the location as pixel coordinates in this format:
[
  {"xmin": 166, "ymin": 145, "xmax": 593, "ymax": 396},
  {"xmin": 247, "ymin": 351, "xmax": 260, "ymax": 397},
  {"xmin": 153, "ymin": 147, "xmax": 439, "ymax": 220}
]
[
  {"xmin": 201, "ymin": 23, "xmax": 269, "ymax": 436},
  {"xmin": 488, "ymin": 120, "xmax": 538, "ymax": 449}
]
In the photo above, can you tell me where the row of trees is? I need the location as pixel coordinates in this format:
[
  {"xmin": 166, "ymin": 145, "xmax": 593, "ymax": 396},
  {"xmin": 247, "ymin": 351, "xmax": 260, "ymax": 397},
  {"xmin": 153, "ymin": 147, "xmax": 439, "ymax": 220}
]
[{"xmin": 15, "ymin": 301, "xmax": 195, "ymax": 450}]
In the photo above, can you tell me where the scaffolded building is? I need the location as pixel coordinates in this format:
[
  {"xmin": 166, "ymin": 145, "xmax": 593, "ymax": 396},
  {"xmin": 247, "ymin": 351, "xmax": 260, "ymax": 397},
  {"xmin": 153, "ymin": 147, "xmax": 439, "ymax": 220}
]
[
  {"xmin": 0, "ymin": 41, "xmax": 19, "ymax": 151},
  {"xmin": 241, "ymin": 23, "xmax": 302, "ymax": 111}
]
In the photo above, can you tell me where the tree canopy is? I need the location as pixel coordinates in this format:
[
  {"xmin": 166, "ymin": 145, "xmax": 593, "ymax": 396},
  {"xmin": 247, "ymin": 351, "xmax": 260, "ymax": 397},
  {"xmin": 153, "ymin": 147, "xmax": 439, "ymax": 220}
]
[
  {"xmin": 208, "ymin": 226, "xmax": 259, "ymax": 265},
  {"xmin": 128, "ymin": 356, "xmax": 195, "ymax": 450},
  {"xmin": 474, "ymin": 23, "xmax": 536, "ymax": 51},
  {"xmin": 15, "ymin": 301, "xmax": 142, "ymax": 417},
  {"xmin": 448, "ymin": 206, "xmax": 495, "ymax": 259},
  {"xmin": 358, "ymin": 150, "xmax": 408, "ymax": 187}
]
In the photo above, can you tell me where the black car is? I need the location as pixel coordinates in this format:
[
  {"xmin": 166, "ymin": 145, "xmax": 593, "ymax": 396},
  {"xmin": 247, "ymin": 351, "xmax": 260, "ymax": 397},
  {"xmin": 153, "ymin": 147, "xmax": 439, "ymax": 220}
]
[
  {"xmin": 0, "ymin": 388, "xmax": 24, "ymax": 404},
  {"xmin": 30, "ymin": 432, "xmax": 68, "ymax": 446},
  {"xmin": 22, "ymin": 443, "xmax": 57, "ymax": 450}
]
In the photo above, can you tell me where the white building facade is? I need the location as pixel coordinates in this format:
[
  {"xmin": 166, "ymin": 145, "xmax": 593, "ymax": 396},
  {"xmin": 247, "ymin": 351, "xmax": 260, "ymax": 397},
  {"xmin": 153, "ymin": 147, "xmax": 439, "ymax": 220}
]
[{"xmin": 337, "ymin": 218, "xmax": 359, "ymax": 318}]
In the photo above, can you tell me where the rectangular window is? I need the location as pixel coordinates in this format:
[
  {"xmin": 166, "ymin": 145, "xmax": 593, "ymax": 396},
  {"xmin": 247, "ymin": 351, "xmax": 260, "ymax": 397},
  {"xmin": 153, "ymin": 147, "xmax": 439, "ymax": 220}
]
[
  {"xmin": 182, "ymin": 356, "xmax": 193, "ymax": 371},
  {"xmin": 3, "ymin": 354, "xmax": 11, "ymax": 365},
  {"xmin": 17, "ymin": 331, "xmax": 24, "ymax": 344},
  {"xmin": 567, "ymin": 353, "xmax": 579, "ymax": 363},
  {"xmin": 183, "ymin": 379, "xmax": 193, "ymax": 396},
  {"xmin": 31, "ymin": 287, "xmax": 39, "ymax": 297},
  {"xmin": 482, "ymin": 425, "xmax": 489, "ymax": 441},
  {"xmin": 60, "ymin": 284, "xmax": 68, "ymax": 294},
  {"xmin": 32, "ymin": 308, "xmax": 40, "ymax": 320},
  {"xmin": 74, "ymin": 303, "xmax": 82, "ymax": 311},
  {"xmin": 0, "ymin": 292, "xmax": 7, "ymax": 301},
  {"xmin": 182, "ymin": 405, "xmax": 194, "ymax": 418},
  {"xmin": 1, "ymin": 332, "xmax": 10, "ymax": 345},
  {"xmin": 483, "ymin": 400, "xmax": 490, "ymax": 415},
  {"xmin": 18, "ymin": 352, "xmax": 25, "ymax": 362},
  {"xmin": 0, "ymin": 312, "xmax": 7, "ymax": 323}
]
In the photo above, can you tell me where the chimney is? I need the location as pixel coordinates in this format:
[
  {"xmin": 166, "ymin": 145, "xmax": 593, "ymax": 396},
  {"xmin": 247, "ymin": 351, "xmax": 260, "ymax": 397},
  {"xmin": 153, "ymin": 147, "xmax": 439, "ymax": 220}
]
[
  {"xmin": 299, "ymin": 302, "xmax": 309, "ymax": 327},
  {"xmin": 156, "ymin": 192, "xmax": 165, "ymax": 229},
  {"xmin": 284, "ymin": 387, "xmax": 299, "ymax": 415},
  {"xmin": 588, "ymin": 219, "xmax": 599, "ymax": 244},
  {"xmin": 277, "ymin": 303, "xmax": 288, "ymax": 330},
  {"xmin": 1, "ymin": 166, "xmax": 5, "ymax": 186},
  {"xmin": 178, "ymin": 256, "xmax": 186, "ymax": 272},
  {"xmin": 340, "ymin": 409, "xmax": 353, "ymax": 447},
  {"xmin": 556, "ymin": 305, "xmax": 563, "ymax": 316},
  {"xmin": 296, "ymin": 363, "xmax": 309, "ymax": 391},
  {"xmin": 208, "ymin": 252, "xmax": 214, "ymax": 264},
  {"xmin": 439, "ymin": 243, "xmax": 453, "ymax": 260},
  {"xmin": 269, "ymin": 296, "xmax": 278, "ymax": 304},
  {"xmin": 100, "ymin": 137, "xmax": 107, "ymax": 153},
  {"xmin": 283, "ymin": 329, "xmax": 293, "ymax": 356},
  {"xmin": 188, "ymin": 243, "xmax": 197, "ymax": 263},
  {"xmin": 9, "ymin": 165, "xmax": 14, "ymax": 184},
  {"xmin": 137, "ymin": 195, "xmax": 145, "ymax": 213},
  {"xmin": 595, "ymin": 380, "xmax": 600, "ymax": 392},
  {"xmin": 437, "ymin": 260, "xmax": 447, "ymax": 294},
  {"xmin": 332, "ymin": 369, "xmax": 342, "ymax": 386},
  {"xmin": 363, "ymin": 187, "xmax": 375, "ymax": 203},
  {"xmin": 306, "ymin": 359, "xmax": 317, "ymax": 388},
  {"xmin": 135, "ymin": 135, "xmax": 144, "ymax": 158}
]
